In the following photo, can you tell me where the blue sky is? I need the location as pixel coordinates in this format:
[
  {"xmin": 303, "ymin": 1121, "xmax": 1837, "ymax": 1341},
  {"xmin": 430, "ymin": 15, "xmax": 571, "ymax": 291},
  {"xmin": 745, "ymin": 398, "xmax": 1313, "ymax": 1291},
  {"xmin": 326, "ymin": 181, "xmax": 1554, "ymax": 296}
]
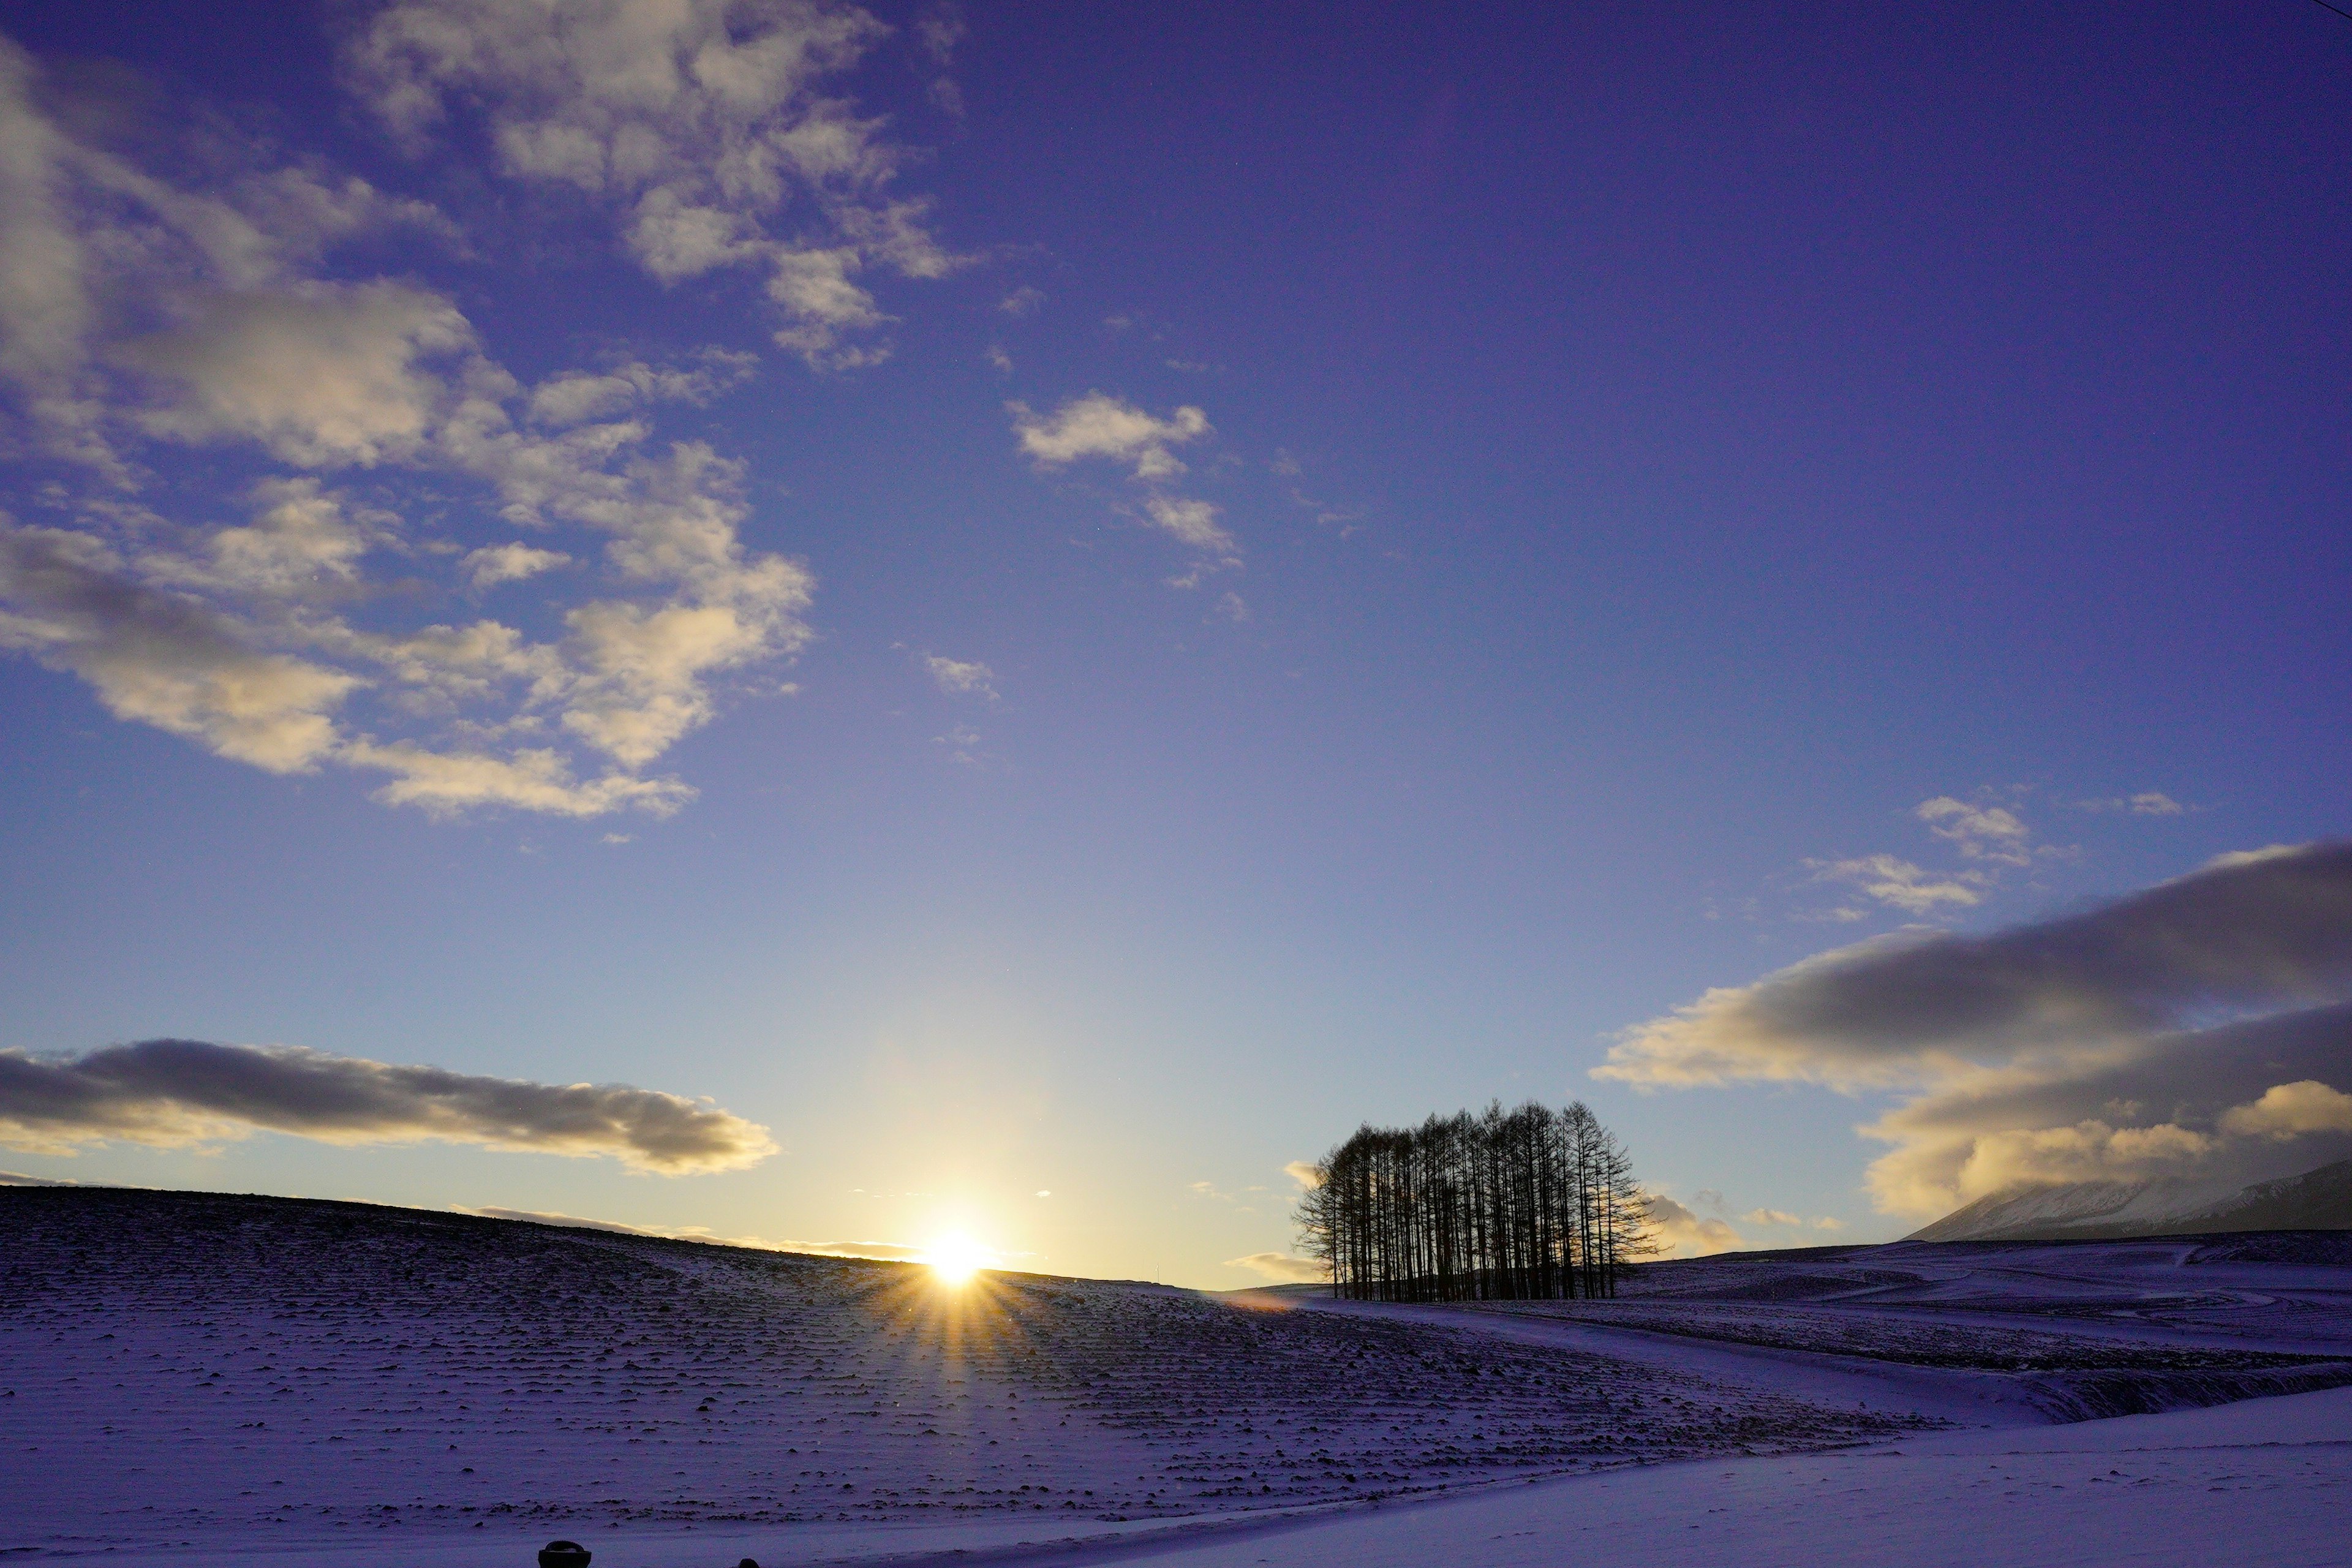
[{"xmin": 2, "ymin": 2, "xmax": 2350, "ymax": 1284}]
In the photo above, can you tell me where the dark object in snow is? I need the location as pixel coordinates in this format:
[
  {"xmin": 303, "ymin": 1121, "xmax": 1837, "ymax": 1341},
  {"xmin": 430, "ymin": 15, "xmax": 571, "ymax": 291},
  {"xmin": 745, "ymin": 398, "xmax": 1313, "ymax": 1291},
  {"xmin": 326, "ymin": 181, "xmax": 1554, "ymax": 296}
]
[
  {"xmin": 538, "ymin": 1542, "xmax": 590, "ymax": 1568},
  {"xmin": 739, "ymin": 1559, "xmax": 761, "ymax": 1567}
]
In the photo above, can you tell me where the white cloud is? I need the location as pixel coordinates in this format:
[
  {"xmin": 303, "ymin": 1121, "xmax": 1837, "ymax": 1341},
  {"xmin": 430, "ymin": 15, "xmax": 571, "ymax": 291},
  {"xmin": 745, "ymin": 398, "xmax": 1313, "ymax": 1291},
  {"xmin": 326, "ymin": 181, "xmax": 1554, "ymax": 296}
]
[
  {"xmin": 1142, "ymin": 495, "xmax": 1235, "ymax": 552},
  {"xmin": 0, "ymin": 521, "xmax": 358, "ymax": 772},
  {"xmin": 140, "ymin": 478, "xmax": 379, "ymax": 600},
  {"xmin": 998, "ymin": 285, "xmax": 1043, "ymax": 317},
  {"xmin": 1809, "ymin": 853, "xmax": 1986, "ymax": 913},
  {"xmin": 916, "ymin": 2, "xmax": 965, "ymax": 64},
  {"xmin": 461, "ymin": 542, "xmax": 571, "ymax": 591},
  {"xmin": 0, "ymin": 29, "xmax": 820, "ymax": 819},
  {"xmin": 0, "ymin": 40, "xmax": 451, "ymax": 470},
  {"xmin": 345, "ymin": 0, "xmax": 956, "ymax": 364},
  {"xmin": 1283, "ymin": 1159, "xmax": 1322, "ymax": 1188},
  {"xmin": 1947, "ymin": 1118, "xmax": 2218, "ymax": 1197},
  {"xmin": 1915, "ymin": 796, "xmax": 2034, "ymax": 866},
  {"xmin": 6, "ymin": 404, "xmax": 812, "ymax": 809},
  {"xmin": 2079, "ymin": 791, "xmax": 2189, "ymax": 816},
  {"xmin": 1224, "ymin": 1251, "xmax": 1329, "ymax": 1283},
  {"xmin": 526, "ymin": 352, "xmax": 755, "ymax": 428},
  {"xmin": 2220, "ymin": 1080, "xmax": 2352, "ymax": 1140},
  {"xmin": 922, "ymin": 654, "xmax": 995, "ymax": 698},
  {"xmin": 1741, "ymin": 1207, "xmax": 1802, "ymax": 1227},
  {"xmin": 123, "ymin": 282, "xmax": 474, "ymax": 467},
  {"xmin": 1796, "ymin": 794, "xmax": 2068, "ymax": 922},
  {"xmin": 765, "ymin": 245, "xmax": 887, "ymax": 365},
  {"xmin": 1008, "ymin": 394, "xmax": 1240, "ymax": 576},
  {"xmin": 1643, "ymin": 1193, "xmax": 1744, "ymax": 1257},
  {"xmin": 0, "ymin": 40, "xmax": 99, "ymax": 431},
  {"xmin": 1010, "ymin": 394, "xmax": 1210, "ymax": 480},
  {"xmin": 0, "ymin": 1038, "xmax": 775, "ymax": 1174},
  {"xmin": 342, "ymin": 739, "xmax": 692, "ymax": 818}
]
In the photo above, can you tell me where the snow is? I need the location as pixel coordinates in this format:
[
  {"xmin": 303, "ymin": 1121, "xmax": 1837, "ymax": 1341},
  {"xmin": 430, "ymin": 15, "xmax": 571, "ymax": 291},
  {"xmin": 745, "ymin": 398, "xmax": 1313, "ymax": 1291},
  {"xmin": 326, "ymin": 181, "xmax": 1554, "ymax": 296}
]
[
  {"xmin": 6, "ymin": 1189, "xmax": 2351, "ymax": 1567},
  {"xmin": 1910, "ymin": 1156, "xmax": 2352, "ymax": 1242}
]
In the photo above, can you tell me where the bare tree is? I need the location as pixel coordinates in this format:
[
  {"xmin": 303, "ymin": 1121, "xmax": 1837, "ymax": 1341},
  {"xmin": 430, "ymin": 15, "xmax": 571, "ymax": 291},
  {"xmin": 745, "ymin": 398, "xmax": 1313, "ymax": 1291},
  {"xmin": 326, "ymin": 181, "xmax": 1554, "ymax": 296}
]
[{"xmin": 1294, "ymin": 1100, "xmax": 1655, "ymax": 1302}]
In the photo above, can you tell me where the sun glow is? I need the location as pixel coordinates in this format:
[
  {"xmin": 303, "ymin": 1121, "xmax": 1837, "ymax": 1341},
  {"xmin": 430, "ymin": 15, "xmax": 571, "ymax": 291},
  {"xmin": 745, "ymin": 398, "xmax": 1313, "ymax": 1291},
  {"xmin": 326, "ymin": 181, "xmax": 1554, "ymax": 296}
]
[{"xmin": 924, "ymin": 1232, "xmax": 993, "ymax": 1286}]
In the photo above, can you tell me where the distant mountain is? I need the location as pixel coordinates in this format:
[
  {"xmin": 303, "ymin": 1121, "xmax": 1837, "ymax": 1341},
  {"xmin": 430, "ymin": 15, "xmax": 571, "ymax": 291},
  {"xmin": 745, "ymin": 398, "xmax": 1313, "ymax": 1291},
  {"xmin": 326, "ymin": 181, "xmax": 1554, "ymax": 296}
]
[{"xmin": 1909, "ymin": 1158, "xmax": 2352, "ymax": 1243}]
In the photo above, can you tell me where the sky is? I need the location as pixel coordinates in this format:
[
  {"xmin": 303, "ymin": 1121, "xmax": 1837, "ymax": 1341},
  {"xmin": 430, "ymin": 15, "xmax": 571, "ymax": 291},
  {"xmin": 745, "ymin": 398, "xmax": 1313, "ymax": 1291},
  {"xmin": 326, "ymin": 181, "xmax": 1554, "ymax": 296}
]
[{"xmin": 1, "ymin": 1, "xmax": 2350, "ymax": 1287}]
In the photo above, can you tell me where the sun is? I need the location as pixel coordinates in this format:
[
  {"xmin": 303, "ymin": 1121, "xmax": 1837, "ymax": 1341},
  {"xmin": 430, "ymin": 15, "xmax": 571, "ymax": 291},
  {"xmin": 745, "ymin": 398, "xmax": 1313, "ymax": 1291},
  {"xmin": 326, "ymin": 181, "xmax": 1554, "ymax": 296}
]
[{"xmin": 924, "ymin": 1231, "xmax": 993, "ymax": 1286}]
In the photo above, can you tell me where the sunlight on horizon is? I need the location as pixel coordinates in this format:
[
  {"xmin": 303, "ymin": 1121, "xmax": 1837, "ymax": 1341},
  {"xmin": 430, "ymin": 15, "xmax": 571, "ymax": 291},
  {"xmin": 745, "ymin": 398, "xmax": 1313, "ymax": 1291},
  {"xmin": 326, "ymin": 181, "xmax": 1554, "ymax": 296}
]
[{"xmin": 924, "ymin": 1231, "xmax": 997, "ymax": 1286}]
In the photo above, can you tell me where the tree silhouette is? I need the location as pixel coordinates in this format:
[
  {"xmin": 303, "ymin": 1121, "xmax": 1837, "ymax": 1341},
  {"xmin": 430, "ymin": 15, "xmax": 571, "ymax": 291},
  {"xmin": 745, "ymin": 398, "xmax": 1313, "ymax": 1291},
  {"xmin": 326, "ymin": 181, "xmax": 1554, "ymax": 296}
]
[{"xmin": 1294, "ymin": 1100, "xmax": 1654, "ymax": 1301}]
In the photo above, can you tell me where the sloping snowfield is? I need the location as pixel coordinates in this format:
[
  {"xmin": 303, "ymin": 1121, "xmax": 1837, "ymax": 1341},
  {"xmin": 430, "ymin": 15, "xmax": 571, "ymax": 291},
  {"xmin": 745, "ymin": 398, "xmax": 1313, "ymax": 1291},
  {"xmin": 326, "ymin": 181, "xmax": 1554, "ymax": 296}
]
[{"xmin": 5, "ymin": 1189, "xmax": 2349, "ymax": 1567}]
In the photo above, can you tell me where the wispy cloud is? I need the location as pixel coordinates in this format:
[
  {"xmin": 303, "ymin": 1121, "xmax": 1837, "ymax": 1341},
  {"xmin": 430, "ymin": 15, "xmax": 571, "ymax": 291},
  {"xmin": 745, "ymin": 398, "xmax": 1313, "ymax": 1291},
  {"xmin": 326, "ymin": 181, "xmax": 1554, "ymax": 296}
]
[
  {"xmin": 1807, "ymin": 853, "xmax": 1986, "ymax": 913},
  {"xmin": 1793, "ymin": 793, "xmax": 2069, "ymax": 921},
  {"xmin": 1914, "ymin": 796, "xmax": 2035, "ymax": 866},
  {"xmin": 1142, "ymin": 496, "xmax": 1234, "ymax": 552},
  {"xmin": 525, "ymin": 352, "xmax": 756, "ymax": 429},
  {"xmin": 922, "ymin": 654, "xmax": 997, "ymax": 699},
  {"xmin": 1008, "ymin": 393, "xmax": 1239, "ymax": 581},
  {"xmin": 2077, "ymin": 791, "xmax": 2189, "ymax": 816},
  {"xmin": 915, "ymin": 1, "xmax": 967, "ymax": 116},
  {"xmin": 0, "ymin": 1039, "xmax": 776, "ymax": 1174}
]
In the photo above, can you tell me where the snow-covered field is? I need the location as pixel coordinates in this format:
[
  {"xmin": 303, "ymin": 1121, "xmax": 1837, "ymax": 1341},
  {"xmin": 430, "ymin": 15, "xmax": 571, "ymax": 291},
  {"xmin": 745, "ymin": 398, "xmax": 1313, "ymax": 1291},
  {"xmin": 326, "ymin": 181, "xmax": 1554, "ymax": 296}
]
[{"xmin": 5, "ymin": 1189, "xmax": 2349, "ymax": 1567}]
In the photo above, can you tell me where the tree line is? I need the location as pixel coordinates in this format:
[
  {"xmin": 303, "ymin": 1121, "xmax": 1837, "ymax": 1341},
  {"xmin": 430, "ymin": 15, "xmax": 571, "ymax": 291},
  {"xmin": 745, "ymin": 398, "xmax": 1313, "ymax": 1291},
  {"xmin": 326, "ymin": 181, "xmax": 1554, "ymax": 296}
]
[{"xmin": 1292, "ymin": 1100, "xmax": 1654, "ymax": 1301}]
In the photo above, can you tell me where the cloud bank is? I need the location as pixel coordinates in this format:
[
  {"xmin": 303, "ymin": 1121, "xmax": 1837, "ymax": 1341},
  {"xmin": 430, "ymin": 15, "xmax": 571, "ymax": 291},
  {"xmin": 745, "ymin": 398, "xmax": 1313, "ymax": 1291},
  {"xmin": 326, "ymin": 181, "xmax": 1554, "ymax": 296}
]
[
  {"xmin": 1601, "ymin": 843, "xmax": 2352, "ymax": 1217},
  {"xmin": 0, "ymin": 1039, "xmax": 776, "ymax": 1174}
]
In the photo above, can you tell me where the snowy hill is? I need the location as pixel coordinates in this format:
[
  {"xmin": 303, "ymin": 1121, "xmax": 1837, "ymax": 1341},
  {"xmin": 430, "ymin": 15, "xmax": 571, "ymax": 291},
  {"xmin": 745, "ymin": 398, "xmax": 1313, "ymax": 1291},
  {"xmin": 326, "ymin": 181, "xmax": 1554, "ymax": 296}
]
[
  {"xmin": 0, "ymin": 1186, "xmax": 1909, "ymax": 1558},
  {"xmin": 8, "ymin": 1187, "xmax": 2352, "ymax": 1566},
  {"xmin": 1909, "ymin": 1159, "xmax": 2352, "ymax": 1243}
]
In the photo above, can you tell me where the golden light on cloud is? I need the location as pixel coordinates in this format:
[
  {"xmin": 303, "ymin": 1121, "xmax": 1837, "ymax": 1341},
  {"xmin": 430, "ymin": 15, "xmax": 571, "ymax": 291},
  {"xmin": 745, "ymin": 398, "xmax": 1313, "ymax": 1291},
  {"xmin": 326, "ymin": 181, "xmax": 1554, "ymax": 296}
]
[{"xmin": 924, "ymin": 1231, "xmax": 995, "ymax": 1286}]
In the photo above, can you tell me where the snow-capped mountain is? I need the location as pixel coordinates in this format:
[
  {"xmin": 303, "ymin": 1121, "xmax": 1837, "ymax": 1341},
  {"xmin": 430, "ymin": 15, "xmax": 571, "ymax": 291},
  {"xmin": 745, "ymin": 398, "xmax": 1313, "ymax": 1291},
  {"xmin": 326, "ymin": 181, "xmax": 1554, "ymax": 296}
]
[{"xmin": 1910, "ymin": 1159, "xmax": 2352, "ymax": 1243}]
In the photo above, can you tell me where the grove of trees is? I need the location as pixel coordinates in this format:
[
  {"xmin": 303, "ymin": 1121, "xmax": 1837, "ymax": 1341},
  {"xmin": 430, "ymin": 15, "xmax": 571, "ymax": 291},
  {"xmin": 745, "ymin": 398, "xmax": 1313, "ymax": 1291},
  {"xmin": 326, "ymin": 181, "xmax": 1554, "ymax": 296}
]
[{"xmin": 1293, "ymin": 1100, "xmax": 1654, "ymax": 1301}]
